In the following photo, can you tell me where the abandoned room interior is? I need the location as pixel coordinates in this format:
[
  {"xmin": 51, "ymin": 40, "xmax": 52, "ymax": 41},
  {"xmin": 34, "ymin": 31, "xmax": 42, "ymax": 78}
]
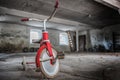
[{"xmin": 0, "ymin": 0, "xmax": 120, "ymax": 80}]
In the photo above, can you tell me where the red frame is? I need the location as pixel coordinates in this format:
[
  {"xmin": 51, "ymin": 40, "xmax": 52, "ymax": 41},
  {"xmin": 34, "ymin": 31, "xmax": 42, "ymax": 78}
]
[
  {"xmin": 35, "ymin": 31, "xmax": 54, "ymax": 68},
  {"xmin": 21, "ymin": 0, "xmax": 59, "ymax": 70}
]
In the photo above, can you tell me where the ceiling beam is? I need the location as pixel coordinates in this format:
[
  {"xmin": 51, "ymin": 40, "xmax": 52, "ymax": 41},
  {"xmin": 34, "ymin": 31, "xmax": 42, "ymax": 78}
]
[{"xmin": 95, "ymin": 0, "xmax": 120, "ymax": 10}]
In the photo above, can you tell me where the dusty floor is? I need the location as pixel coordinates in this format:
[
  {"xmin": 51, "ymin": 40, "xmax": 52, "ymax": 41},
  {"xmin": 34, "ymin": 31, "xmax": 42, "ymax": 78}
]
[{"xmin": 0, "ymin": 53, "xmax": 120, "ymax": 80}]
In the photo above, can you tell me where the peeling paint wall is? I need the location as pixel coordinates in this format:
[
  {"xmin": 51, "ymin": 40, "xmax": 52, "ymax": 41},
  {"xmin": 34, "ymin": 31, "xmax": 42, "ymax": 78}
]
[
  {"xmin": 103, "ymin": 24, "xmax": 120, "ymax": 52},
  {"xmin": 89, "ymin": 29, "xmax": 107, "ymax": 51},
  {"xmin": 78, "ymin": 24, "xmax": 120, "ymax": 52},
  {"xmin": 0, "ymin": 23, "xmax": 29, "ymax": 52},
  {"xmin": 0, "ymin": 22, "xmax": 119, "ymax": 53},
  {"xmin": 0, "ymin": 22, "xmax": 70, "ymax": 53},
  {"xmin": 89, "ymin": 24, "xmax": 120, "ymax": 52},
  {"xmin": 78, "ymin": 29, "xmax": 113, "ymax": 52}
]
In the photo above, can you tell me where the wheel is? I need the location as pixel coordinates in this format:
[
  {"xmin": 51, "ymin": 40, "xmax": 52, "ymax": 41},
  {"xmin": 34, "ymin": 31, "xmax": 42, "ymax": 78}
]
[
  {"xmin": 38, "ymin": 48, "xmax": 59, "ymax": 78},
  {"xmin": 30, "ymin": 47, "xmax": 34, "ymax": 52},
  {"xmin": 23, "ymin": 47, "xmax": 29, "ymax": 52}
]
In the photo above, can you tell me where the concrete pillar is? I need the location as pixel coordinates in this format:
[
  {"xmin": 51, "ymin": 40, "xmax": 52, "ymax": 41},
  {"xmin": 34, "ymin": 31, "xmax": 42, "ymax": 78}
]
[
  {"xmin": 76, "ymin": 29, "xmax": 79, "ymax": 52},
  {"xmin": 86, "ymin": 30, "xmax": 92, "ymax": 51}
]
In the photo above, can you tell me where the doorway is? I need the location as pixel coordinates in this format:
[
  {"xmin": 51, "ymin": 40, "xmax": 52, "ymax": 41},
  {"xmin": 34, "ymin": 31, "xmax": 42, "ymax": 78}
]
[
  {"xmin": 79, "ymin": 35, "xmax": 86, "ymax": 51},
  {"xmin": 113, "ymin": 32, "xmax": 120, "ymax": 52},
  {"xmin": 73, "ymin": 36, "xmax": 76, "ymax": 51}
]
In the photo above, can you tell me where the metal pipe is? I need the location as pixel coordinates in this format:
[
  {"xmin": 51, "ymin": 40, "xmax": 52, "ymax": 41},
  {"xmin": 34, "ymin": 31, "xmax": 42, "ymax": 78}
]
[
  {"xmin": 29, "ymin": 18, "xmax": 43, "ymax": 22},
  {"xmin": 46, "ymin": 0, "xmax": 59, "ymax": 21},
  {"xmin": 43, "ymin": 19, "xmax": 47, "ymax": 30},
  {"xmin": 47, "ymin": 8, "xmax": 57, "ymax": 21}
]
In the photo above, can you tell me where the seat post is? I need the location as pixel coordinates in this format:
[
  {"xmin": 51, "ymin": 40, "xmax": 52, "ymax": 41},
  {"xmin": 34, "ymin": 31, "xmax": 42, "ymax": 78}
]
[{"xmin": 43, "ymin": 19, "xmax": 47, "ymax": 31}]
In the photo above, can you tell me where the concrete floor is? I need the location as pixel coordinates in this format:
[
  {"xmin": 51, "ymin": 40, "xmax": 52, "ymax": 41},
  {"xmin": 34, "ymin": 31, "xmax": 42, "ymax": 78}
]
[{"xmin": 0, "ymin": 53, "xmax": 120, "ymax": 80}]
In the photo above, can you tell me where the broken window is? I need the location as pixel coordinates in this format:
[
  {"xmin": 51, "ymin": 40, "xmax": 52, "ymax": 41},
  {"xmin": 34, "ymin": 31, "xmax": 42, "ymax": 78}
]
[
  {"xmin": 30, "ymin": 29, "xmax": 42, "ymax": 44},
  {"xmin": 59, "ymin": 33, "xmax": 69, "ymax": 45}
]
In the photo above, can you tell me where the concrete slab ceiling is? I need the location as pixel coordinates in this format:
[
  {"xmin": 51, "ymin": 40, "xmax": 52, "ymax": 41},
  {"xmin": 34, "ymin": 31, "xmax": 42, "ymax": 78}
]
[
  {"xmin": 0, "ymin": 7, "xmax": 93, "ymax": 31},
  {"xmin": 0, "ymin": 0, "xmax": 120, "ymax": 30}
]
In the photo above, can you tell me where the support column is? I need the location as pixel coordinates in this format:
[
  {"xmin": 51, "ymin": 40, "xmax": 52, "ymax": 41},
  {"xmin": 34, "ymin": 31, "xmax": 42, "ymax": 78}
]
[
  {"xmin": 76, "ymin": 29, "xmax": 79, "ymax": 52},
  {"xmin": 86, "ymin": 30, "xmax": 92, "ymax": 51}
]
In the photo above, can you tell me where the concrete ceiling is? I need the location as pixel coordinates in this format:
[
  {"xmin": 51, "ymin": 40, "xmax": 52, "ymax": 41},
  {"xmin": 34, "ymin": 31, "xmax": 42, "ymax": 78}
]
[
  {"xmin": 0, "ymin": 0, "xmax": 120, "ymax": 31},
  {"xmin": 0, "ymin": 14, "xmax": 93, "ymax": 31}
]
